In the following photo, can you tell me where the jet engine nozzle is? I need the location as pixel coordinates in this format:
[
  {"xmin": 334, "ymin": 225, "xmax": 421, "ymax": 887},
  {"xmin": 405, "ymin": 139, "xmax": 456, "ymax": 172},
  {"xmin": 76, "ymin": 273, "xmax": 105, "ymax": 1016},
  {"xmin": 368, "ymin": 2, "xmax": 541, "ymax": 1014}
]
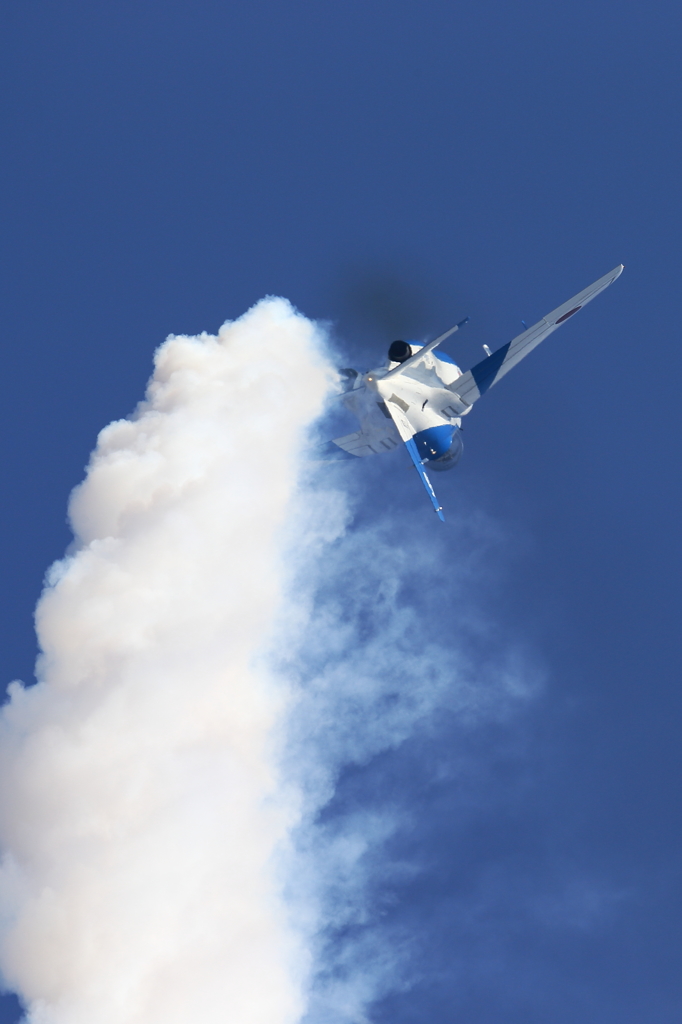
[{"xmin": 387, "ymin": 340, "xmax": 412, "ymax": 363}]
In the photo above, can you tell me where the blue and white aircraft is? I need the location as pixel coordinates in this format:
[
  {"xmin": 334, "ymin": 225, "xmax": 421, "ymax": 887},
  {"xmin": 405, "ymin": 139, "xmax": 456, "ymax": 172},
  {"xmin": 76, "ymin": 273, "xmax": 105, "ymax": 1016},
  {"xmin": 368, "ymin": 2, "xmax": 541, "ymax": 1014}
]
[{"xmin": 326, "ymin": 265, "xmax": 624, "ymax": 520}]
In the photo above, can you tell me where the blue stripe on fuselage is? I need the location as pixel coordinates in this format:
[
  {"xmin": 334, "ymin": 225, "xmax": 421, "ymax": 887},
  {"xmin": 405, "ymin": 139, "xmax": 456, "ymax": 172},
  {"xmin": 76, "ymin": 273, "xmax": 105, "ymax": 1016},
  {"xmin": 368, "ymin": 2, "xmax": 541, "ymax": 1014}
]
[
  {"xmin": 470, "ymin": 341, "xmax": 511, "ymax": 395},
  {"xmin": 414, "ymin": 424, "xmax": 455, "ymax": 461},
  {"xmin": 406, "ymin": 342, "xmax": 458, "ymax": 366}
]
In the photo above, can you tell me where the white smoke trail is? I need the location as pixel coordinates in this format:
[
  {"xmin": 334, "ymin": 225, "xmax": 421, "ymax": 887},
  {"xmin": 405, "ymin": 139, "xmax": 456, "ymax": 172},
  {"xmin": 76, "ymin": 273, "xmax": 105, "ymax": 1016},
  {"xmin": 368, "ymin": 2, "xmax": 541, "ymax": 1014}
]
[
  {"xmin": 0, "ymin": 297, "xmax": 533, "ymax": 1024},
  {"xmin": 0, "ymin": 298, "xmax": 332, "ymax": 1024},
  {"xmin": 270, "ymin": 508, "xmax": 534, "ymax": 1024}
]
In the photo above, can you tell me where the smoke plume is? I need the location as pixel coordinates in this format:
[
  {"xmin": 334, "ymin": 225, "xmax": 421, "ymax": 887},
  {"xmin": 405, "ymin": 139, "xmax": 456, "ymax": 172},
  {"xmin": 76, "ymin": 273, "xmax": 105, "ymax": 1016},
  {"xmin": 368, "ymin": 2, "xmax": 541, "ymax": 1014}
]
[
  {"xmin": 0, "ymin": 298, "xmax": 530, "ymax": 1024},
  {"xmin": 0, "ymin": 299, "xmax": 331, "ymax": 1024}
]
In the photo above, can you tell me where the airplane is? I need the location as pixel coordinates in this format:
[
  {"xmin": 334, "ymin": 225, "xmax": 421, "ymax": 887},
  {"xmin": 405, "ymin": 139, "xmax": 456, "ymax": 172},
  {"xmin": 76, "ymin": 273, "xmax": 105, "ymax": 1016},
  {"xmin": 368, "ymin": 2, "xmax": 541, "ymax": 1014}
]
[{"xmin": 323, "ymin": 265, "xmax": 624, "ymax": 521}]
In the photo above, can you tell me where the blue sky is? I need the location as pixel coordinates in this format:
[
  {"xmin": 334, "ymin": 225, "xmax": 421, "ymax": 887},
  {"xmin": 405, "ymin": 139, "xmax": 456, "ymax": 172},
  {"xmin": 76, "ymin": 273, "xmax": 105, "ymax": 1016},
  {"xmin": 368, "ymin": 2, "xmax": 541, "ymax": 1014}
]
[{"xmin": 1, "ymin": 1, "xmax": 681, "ymax": 1021}]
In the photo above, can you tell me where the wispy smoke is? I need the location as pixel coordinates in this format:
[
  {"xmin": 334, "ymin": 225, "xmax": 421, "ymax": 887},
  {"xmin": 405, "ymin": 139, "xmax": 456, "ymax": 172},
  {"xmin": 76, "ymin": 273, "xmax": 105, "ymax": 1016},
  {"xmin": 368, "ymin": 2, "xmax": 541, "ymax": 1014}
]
[
  {"xmin": 271, "ymin": 507, "xmax": 533, "ymax": 1023},
  {"xmin": 0, "ymin": 299, "xmax": 532, "ymax": 1024}
]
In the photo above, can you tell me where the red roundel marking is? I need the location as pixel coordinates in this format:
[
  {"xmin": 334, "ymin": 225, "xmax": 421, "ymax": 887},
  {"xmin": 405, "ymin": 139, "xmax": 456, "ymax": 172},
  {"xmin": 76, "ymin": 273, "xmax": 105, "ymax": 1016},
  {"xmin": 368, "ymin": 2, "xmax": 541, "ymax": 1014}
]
[{"xmin": 555, "ymin": 305, "xmax": 582, "ymax": 324}]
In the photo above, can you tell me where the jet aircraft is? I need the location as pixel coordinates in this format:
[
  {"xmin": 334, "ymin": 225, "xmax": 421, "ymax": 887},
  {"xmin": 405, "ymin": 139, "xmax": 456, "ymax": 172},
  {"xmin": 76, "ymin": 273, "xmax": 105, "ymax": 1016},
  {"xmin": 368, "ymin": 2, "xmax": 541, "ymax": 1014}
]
[{"xmin": 324, "ymin": 265, "xmax": 624, "ymax": 520}]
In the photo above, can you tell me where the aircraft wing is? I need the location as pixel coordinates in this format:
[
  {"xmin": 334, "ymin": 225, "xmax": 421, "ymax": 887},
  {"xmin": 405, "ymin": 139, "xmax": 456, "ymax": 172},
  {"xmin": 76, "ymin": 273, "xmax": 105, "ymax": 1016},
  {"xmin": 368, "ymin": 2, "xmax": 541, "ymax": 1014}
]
[
  {"xmin": 382, "ymin": 394, "xmax": 445, "ymax": 522},
  {"xmin": 449, "ymin": 265, "xmax": 624, "ymax": 408},
  {"xmin": 321, "ymin": 430, "xmax": 400, "ymax": 459}
]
